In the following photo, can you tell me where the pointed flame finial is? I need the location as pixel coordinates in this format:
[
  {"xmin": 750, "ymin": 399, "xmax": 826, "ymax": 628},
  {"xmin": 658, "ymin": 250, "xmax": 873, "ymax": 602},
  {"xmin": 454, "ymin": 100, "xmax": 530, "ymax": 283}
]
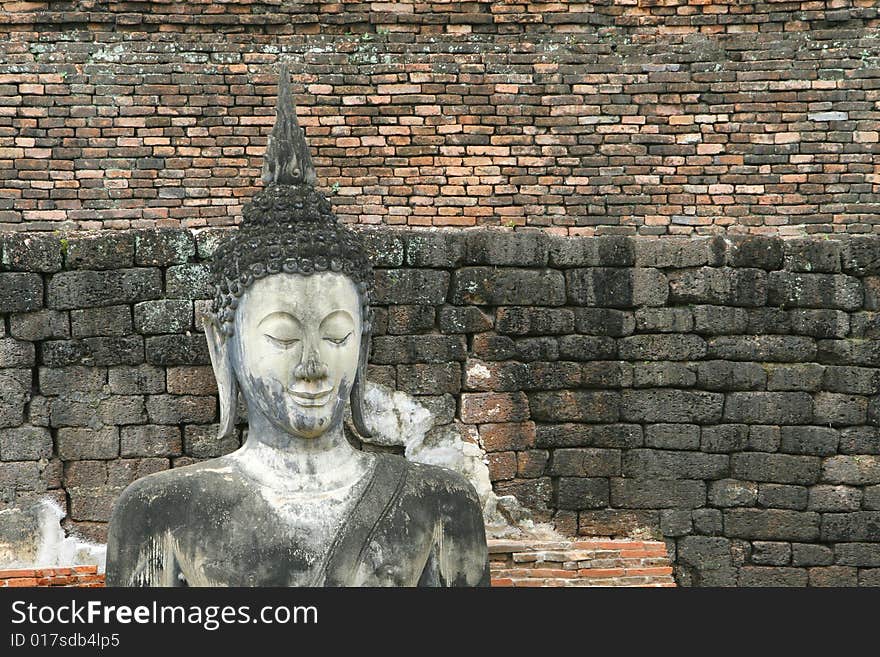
[{"xmin": 261, "ymin": 63, "xmax": 317, "ymax": 186}]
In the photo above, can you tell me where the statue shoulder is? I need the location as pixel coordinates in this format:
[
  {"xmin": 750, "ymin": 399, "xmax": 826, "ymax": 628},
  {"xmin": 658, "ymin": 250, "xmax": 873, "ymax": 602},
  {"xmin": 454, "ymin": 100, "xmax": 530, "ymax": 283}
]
[{"xmin": 384, "ymin": 456, "xmax": 483, "ymax": 513}]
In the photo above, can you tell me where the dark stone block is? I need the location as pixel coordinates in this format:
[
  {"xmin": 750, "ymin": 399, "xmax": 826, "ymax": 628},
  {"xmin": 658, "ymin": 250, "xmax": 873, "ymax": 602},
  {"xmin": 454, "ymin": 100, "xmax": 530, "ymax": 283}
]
[
  {"xmin": 808, "ymin": 566, "xmax": 858, "ymax": 587},
  {"xmin": 451, "ymin": 267, "xmax": 565, "ymax": 306},
  {"xmin": 535, "ymin": 423, "xmax": 643, "ymax": 449},
  {"xmin": 465, "ymin": 230, "xmax": 548, "ymax": 266},
  {"xmin": 779, "ymin": 426, "xmax": 839, "ymax": 456},
  {"xmin": 405, "ymin": 232, "xmax": 465, "ymax": 268},
  {"xmin": 746, "ymin": 308, "xmax": 791, "ymax": 334},
  {"xmin": 0, "ymin": 273, "xmax": 43, "ymax": 313},
  {"xmin": 514, "ymin": 337, "xmax": 559, "ymax": 362},
  {"xmin": 668, "ymin": 267, "xmax": 767, "ymax": 307},
  {"xmin": 577, "ymin": 509, "xmax": 660, "ymax": 539},
  {"xmin": 838, "ymin": 426, "xmax": 880, "ymax": 454},
  {"xmin": 791, "ymin": 543, "xmax": 834, "ymax": 567},
  {"xmin": 738, "ymin": 567, "xmax": 807, "ymax": 587},
  {"xmin": 823, "ymin": 366, "xmax": 880, "ymax": 395},
  {"xmin": 120, "ymin": 425, "xmax": 182, "ymax": 458},
  {"xmin": 751, "ymin": 541, "xmax": 791, "ymax": 566},
  {"xmin": 692, "ymin": 305, "xmax": 749, "ymax": 335},
  {"xmin": 701, "ymin": 424, "xmax": 749, "ymax": 453},
  {"xmin": 10, "ymin": 310, "xmax": 69, "ymax": 341},
  {"xmin": 708, "ymin": 479, "xmax": 758, "ymax": 507},
  {"xmin": 634, "ymin": 237, "xmax": 716, "ymax": 269},
  {"xmin": 48, "ymin": 269, "xmax": 162, "ymax": 310},
  {"xmin": 620, "ymin": 389, "xmax": 723, "ymax": 423},
  {"xmin": 41, "ymin": 336, "xmax": 144, "ymax": 367},
  {"xmin": 783, "ymin": 238, "xmax": 842, "ymax": 273},
  {"xmin": 524, "ymin": 361, "xmax": 629, "ymax": 390},
  {"xmin": 549, "ymin": 235, "xmax": 634, "ymax": 267},
  {"xmin": 696, "ymin": 361, "xmax": 765, "ymax": 391},
  {"xmin": 758, "ymin": 484, "xmax": 809, "ymax": 510},
  {"xmin": 841, "ymin": 236, "xmax": 880, "ymax": 275},
  {"xmin": 555, "ymin": 477, "xmax": 609, "ymax": 510},
  {"xmin": 438, "ymin": 306, "xmax": 492, "ymax": 334},
  {"xmin": 463, "ymin": 359, "xmax": 527, "ymax": 392},
  {"xmin": 107, "ymin": 365, "xmax": 165, "ymax": 395},
  {"xmin": 724, "ymin": 392, "xmax": 813, "ymax": 424},
  {"xmin": 808, "ymin": 485, "xmax": 862, "ymax": 512},
  {"xmin": 707, "ymin": 336, "xmax": 816, "ymax": 362},
  {"xmin": 573, "ymin": 308, "xmax": 634, "ymax": 336},
  {"xmin": 821, "ymin": 513, "xmax": 880, "ymax": 542},
  {"xmin": 471, "ymin": 333, "xmax": 517, "ymax": 360},
  {"xmin": 748, "ymin": 425, "xmax": 780, "ymax": 452},
  {"xmin": 145, "ymin": 395, "xmax": 216, "ymax": 424},
  {"xmin": 528, "ymin": 390, "xmax": 619, "ymax": 422},
  {"xmin": 557, "ymin": 335, "xmax": 616, "ymax": 360},
  {"xmin": 184, "ymin": 424, "xmax": 240, "ymax": 459},
  {"xmin": 383, "ymin": 305, "xmax": 436, "ymax": 335},
  {"xmin": 56, "ymin": 427, "xmax": 119, "ymax": 460},
  {"xmin": 610, "ymin": 478, "xmax": 706, "ymax": 509},
  {"xmin": 631, "ymin": 362, "xmax": 696, "ymax": 388},
  {"xmin": 645, "ymin": 424, "xmax": 700, "ymax": 451},
  {"xmin": 0, "ymin": 426, "xmax": 52, "ymax": 461},
  {"xmin": 660, "ymin": 509, "xmax": 692, "ymax": 537},
  {"xmin": 623, "ymin": 448, "xmax": 728, "ymax": 480},
  {"xmin": 788, "ymin": 310, "xmax": 849, "ymax": 339},
  {"xmin": 371, "ymin": 335, "xmax": 466, "ymax": 364},
  {"xmin": 493, "ymin": 477, "xmax": 552, "ymax": 510},
  {"xmin": 566, "ymin": 267, "xmax": 667, "ymax": 308},
  {"xmin": 373, "ymin": 270, "xmax": 449, "ymax": 305},
  {"xmin": 1, "ymin": 233, "xmax": 62, "ymax": 272},
  {"xmin": 549, "ymin": 448, "xmax": 621, "ymax": 477},
  {"xmin": 834, "ymin": 542, "xmax": 880, "ymax": 567},
  {"xmin": 165, "ymin": 264, "xmax": 212, "ymax": 299},
  {"xmin": 145, "ymin": 335, "xmax": 210, "ymax": 366},
  {"xmin": 726, "ymin": 236, "xmax": 784, "ymax": 270},
  {"xmin": 732, "ymin": 453, "xmax": 820, "ymax": 485},
  {"xmin": 496, "ymin": 307, "xmax": 574, "ymax": 335},
  {"xmin": 134, "ymin": 229, "xmax": 196, "ymax": 266},
  {"xmin": 634, "ymin": 307, "xmax": 693, "ymax": 333},
  {"xmin": 0, "ymin": 339, "xmax": 35, "ymax": 368},
  {"xmin": 676, "ymin": 536, "xmax": 737, "ymax": 587},
  {"xmin": 821, "ymin": 455, "xmax": 880, "ymax": 485},
  {"xmin": 618, "ymin": 334, "xmax": 705, "ymax": 361},
  {"xmin": 397, "ymin": 363, "xmax": 461, "ymax": 395},
  {"xmin": 725, "ymin": 509, "xmax": 820, "ymax": 541},
  {"xmin": 70, "ymin": 305, "xmax": 132, "ymax": 338},
  {"xmin": 38, "ymin": 366, "xmax": 105, "ymax": 395},
  {"xmin": 767, "ymin": 272, "xmax": 862, "ymax": 310},
  {"xmin": 359, "ymin": 230, "xmax": 405, "ymax": 267},
  {"xmin": 765, "ymin": 364, "xmax": 825, "ymax": 391},
  {"xmin": 64, "ymin": 233, "xmax": 134, "ymax": 269},
  {"xmin": 134, "ymin": 300, "xmax": 192, "ymax": 334},
  {"xmin": 813, "ymin": 392, "xmax": 868, "ymax": 426}
]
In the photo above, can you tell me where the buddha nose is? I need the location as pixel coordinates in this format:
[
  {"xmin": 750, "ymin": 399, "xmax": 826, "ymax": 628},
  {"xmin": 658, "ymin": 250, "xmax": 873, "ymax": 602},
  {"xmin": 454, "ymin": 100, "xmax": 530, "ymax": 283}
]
[{"xmin": 294, "ymin": 346, "xmax": 328, "ymax": 381}]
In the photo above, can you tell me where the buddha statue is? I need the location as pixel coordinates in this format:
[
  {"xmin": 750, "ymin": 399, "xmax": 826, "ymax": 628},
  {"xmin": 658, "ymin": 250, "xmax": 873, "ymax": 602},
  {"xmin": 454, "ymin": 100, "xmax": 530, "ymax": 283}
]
[{"xmin": 105, "ymin": 65, "xmax": 490, "ymax": 587}]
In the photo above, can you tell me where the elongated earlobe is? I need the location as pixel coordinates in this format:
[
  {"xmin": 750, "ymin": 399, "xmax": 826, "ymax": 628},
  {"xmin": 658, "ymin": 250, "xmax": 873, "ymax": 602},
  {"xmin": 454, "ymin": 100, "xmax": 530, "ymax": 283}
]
[
  {"xmin": 350, "ymin": 330, "xmax": 371, "ymax": 438},
  {"xmin": 203, "ymin": 313, "xmax": 240, "ymax": 440}
]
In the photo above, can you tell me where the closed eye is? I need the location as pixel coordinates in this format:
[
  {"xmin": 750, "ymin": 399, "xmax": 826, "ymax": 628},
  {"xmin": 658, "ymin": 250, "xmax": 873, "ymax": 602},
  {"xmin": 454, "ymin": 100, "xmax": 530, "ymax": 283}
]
[
  {"xmin": 266, "ymin": 335, "xmax": 300, "ymax": 348},
  {"xmin": 323, "ymin": 332, "xmax": 352, "ymax": 345}
]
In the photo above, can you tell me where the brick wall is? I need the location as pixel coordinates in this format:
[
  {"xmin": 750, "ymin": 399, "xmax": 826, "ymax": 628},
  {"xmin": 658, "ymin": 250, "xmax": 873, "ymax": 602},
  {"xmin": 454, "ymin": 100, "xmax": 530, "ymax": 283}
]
[
  {"xmin": 1, "ymin": 2, "xmax": 878, "ymax": 234},
  {"xmin": 2, "ymin": 228, "xmax": 880, "ymax": 586},
  {"xmin": 0, "ymin": 565, "xmax": 103, "ymax": 587}
]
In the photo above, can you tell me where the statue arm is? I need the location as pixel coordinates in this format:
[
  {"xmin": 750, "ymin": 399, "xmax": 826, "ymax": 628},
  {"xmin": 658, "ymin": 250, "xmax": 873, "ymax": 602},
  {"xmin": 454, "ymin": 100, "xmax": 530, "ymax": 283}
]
[{"xmin": 437, "ymin": 481, "xmax": 492, "ymax": 587}]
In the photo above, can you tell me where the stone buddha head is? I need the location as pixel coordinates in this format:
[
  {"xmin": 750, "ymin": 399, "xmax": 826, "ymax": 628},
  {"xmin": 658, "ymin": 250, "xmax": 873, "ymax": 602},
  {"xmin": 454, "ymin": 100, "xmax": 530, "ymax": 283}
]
[{"xmin": 202, "ymin": 64, "xmax": 373, "ymax": 444}]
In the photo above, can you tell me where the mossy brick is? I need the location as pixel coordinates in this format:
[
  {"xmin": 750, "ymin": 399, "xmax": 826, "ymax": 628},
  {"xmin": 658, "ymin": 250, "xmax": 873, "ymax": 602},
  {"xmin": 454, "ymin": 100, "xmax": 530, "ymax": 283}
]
[
  {"xmin": 738, "ymin": 567, "xmax": 807, "ymax": 587},
  {"xmin": 120, "ymin": 425, "xmax": 182, "ymax": 458},
  {"xmin": 0, "ymin": 233, "xmax": 62, "ymax": 272},
  {"xmin": 622, "ymin": 449, "xmax": 728, "ymax": 480},
  {"xmin": 783, "ymin": 239, "xmax": 842, "ymax": 273},
  {"xmin": 165, "ymin": 263, "xmax": 212, "ymax": 299},
  {"xmin": 634, "ymin": 307, "xmax": 693, "ymax": 333},
  {"xmin": 834, "ymin": 543, "xmax": 880, "ymax": 567},
  {"xmin": 514, "ymin": 337, "xmax": 560, "ymax": 362},
  {"xmin": 701, "ymin": 424, "xmax": 749, "ymax": 453},
  {"xmin": 724, "ymin": 509, "xmax": 820, "ymax": 541},
  {"xmin": 841, "ymin": 237, "xmax": 880, "ymax": 275},
  {"xmin": 724, "ymin": 392, "xmax": 813, "ymax": 424},
  {"xmin": 385, "ymin": 306, "xmax": 436, "ymax": 334},
  {"xmin": 620, "ymin": 389, "xmax": 723, "ymax": 423},
  {"xmin": 821, "ymin": 455, "xmax": 880, "ymax": 485},
  {"xmin": 695, "ymin": 360, "xmax": 765, "ymax": 391},
  {"xmin": 555, "ymin": 478, "xmax": 609, "ymax": 510},
  {"xmin": 451, "ymin": 267, "xmax": 565, "ymax": 306},
  {"xmin": 838, "ymin": 426, "xmax": 880, "ymax": 455},
  {"xmin": 41, "ymin": 336, "xmax": 143, "ymax": 367},
  {"xmin": 134, "ymin": 299, "xmax": 193, "ymax": 334},
  {"xmin": 645, "ymin": 424, "xmax": 700, "ymax": 451},
  {"xmin": 360, "ymin": 230, "xmax": 405, "ymax": 267},
  {"xmin": 63, "ymin": 232, "xmax": 134, "ymax": 269},
  {"xmin": 731, "ymin": 453, "xmax": 820, "ymax": 485},
  {"xmin": 145, "ymin": 335, "xmax": 210, "ymax": 366},
  {"xmin": 788, "ymin": 310, "xmax": 849, "ymax": 339},
  {"xmin": 0, "ymin": 426, "xmax": 52, "ymax": 460},
  {"xmin": 668, "ymin": 267, "xmax": 767, "ymax": 307},
  {"xmin": 808, "ymin": 485, "xmax": 862, "ymax": 512},
  {"xmin": 535, "ymin": 423, "xmax": 642, "ymax": 449},
  {"xmin": 726, "ymin": 236, "xmax": 784, "ymax": 270},
  {"xmin": 528, "ymin": 390, "xmax": 619, "ymax": 422},
  {"xmin": 10, "ymin": 310, "xmax": 69, "ymax": 341},
  {"xmin": 631, "ymin": 362, "xmax": 696, "ymax": 388},
  {"xmin": 765, "ymin": 364, "xmax": 824, "ymax": 391},
  {"xmin": 692, "ymin": 305, "xmax": 749, "ymax": 335},
  {"xmin": 464, "ymin": 230, "xmax": 549, "ymax": 266},
  {"xmin": 750, "ymin": 542, "xmax": 791, "ymax": 566},
  {"xmin": 70, "ymin": 305, "xmax": 132, "ymax": 337},
  {"xmin": 438, "ymin": 306, "xmax": 493, "ymax": 333},
  {"xmin": 557, "ymin": 335, "xmax": 616, "ymax": 361},
  {"xmin": 566, "ymin": 267, "xmax": 667, "ymax": 308},
  {"xmin": 134, "ymin": 229, "xmax": 196, "ymax": 266},
  {"xmin": 618, "ymin": 334, "xmax": 706, "ymax": 361},
  {"xmin": 405, "ymin": 232, "xmax": 466, "ymax": 268},
  {"xmin": 708, "ymin": 479, "xmax": 758, "ymax": 508},
  {"xmin": 372, "ymin": 270, "xmax": 449, "ymax": 305},
  {"xmin": 0, "ymin": 273, "xmax": 43, "ymax": 312},
  {"xmin": 767, "ymin": 272, "xmax": 863, "ymax": 310},
  {"xmin": 47, "ymin": 268, "xmax": 162, "ymax": 309},
  {"xmin": 496, "ymin": 307, "xmax": 574, "ymax": 335}
]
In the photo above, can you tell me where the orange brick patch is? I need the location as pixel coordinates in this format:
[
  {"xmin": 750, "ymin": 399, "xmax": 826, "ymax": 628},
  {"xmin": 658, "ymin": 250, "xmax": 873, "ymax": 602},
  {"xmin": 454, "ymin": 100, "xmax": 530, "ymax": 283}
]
[
  {"xmin": 0, "ymin": 566, "xmax": 105, "ymax": 588},
  {"xmin": 489, "ymin": 539, "xmax": 676, "ymax": 588}
]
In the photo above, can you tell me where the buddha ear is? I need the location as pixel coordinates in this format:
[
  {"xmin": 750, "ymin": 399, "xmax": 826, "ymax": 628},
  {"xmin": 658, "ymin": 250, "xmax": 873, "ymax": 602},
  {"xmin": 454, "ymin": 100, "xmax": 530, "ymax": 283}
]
[
  {"xmin": 203, "ymin": 312, "xmax": 240, "ymax": 440},
  {"xmin": 349, "ymin": 328, "xmax": 372, "ymax": 439}
]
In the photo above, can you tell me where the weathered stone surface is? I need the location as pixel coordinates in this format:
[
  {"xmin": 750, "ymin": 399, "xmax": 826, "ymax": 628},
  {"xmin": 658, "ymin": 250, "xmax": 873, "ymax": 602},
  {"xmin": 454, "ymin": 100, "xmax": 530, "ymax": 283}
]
[
  {"xmin": 165, "ymin": 264, "xmax": 212, "ymax": 299},
  {"xmin": 1, "ymin": 233, "xmax": 62, "ymax": 272},
  {"xmin": 634, "ymin": 307, "xmax": 693, "ymax": 333},
  {"xmin": 0, "ymin": 426, "xmax": 52, "ymax": 460},
  {"xmin": 707, "ymin": 335, "xmax": 816, "ymax": 362},
  {"xmin": 724, "ymin": 509, "xmax": 820, "ymax": 541},
  {"xmin": 791, "ymin": 543, "xmax": 834, "ymax": 567},
  {"xmin": 834, "ymin": 543, "xmax": 880, "ymax": 567},
  {"xmin": 528, "ymin": 390, "xmax": 619, "ymax": 422},
  {"xmin": 566, "ymin": 267, "xmax": 667, "ymax": 308},
  {"xmin": 460, "ymin": 392, "xmax": 530, "ymax": 423},
  {"xmin": 783, "ymin": 239, "xmax": 841, "ymax": 273},
  {"xmin": 821, "ymin": 513, "xmax": 880, "ymax": 542},
  {"xmin": 623, "ymin": 449, "xmax": 728, "ymax": 480},
  {"xmin": 42, "ymin": 336, "xmax": 144, "ymax": 367},
  {"xmin": 184, "ymin": 424, "xmax": 239, "ymax": 459},
  {"xmin": 373, "ymin": 269, "xmax": 449, "ymax": 305},
  {"xmin": 701, "ymin": 424, "xmax": 749, "ymax": 453},
  {"xmin": 631, "ymin": 362, "xmax": 696, "ymax": 388},
  {"xmin": 645, "ymin": 424, "xmax": 700, "ymax": 451},
  {"xmin": 779, "ymin": 426, "xmax": 839, "ymax": 456},
  {"xmin": 726, "ymin": 236, "xmax": 783, "ymax": 270},
  {"xmin": 708, "ymin": 479, "xmax": 758, "ymax": 508},
  {"xmin": 134, "ymin": 300, "xmax": 192, "ymax": 334},
  {"xmin": 463, "ymin": 359, "xmax": 526, "ymax": 392},
  {"xmin": 813, "ymin": 392, "xmax": 867, "ymax": 426},
  {"xmin": 405, "ymin": 232, "xmax": 465, "ymax": 268},
  {"xmin": 535, "ymin": 423, "xmax": 642, "ymax": 449},
  {"xmin": 166, "ymin": 366, "xmax": 217, "ymax": 395},
  {"xmin": 668, "ymin": 267, "xmax": 767, "ymax": 307},
  {"xmin": 145, "ymin": 335, "xmax": 210, "ymax": 366},
  {"xmin": 10, "ymin": 310, "xmax": 69, "ymax": 341},
  {"xmin": 767, "ymin": 272, "xmax": 862, "ymax": 310},
  {"xmin": 134, "ymin": 229, "xmax": 196, "ymax": 266},
  {"xmin": 0, "ymin": 273, "xmax": 43, "ymax": 313},
  {"xmin": 619, "ymin": 334, "xmax": 706, "ymax": 361},
  {"xmin": 723, "ymin": 392, "xmax": 813, "ymax": 424},
  {"xmin": 496, "ymin": 307, "xmax": 574, "ymax": 335},
  {"xmin": 514, "ymin": 337, "xmax": 560, "ymax": 362},
  {"xmin": 548, "ymin": 235, "xmax": 634, "ymax": 268},
  {"xmin": 145, "ymin": 395, "xmax": 216, "ymax": 424},
  {"xmin": 751, "ymin": 541, "xmax": 791, "ymax": 566},
  {"xmin": 120, "ymin": 425, "xmax": 182, "ymax": 458},
  {"xmin": 620, "ymin": 389, "xmax": 723, "ymax": 423},
  {"xmin": 731, "ymin": 453, "xmax": 821, "ymax": 485},
  {"xmin": 38, "ymin": 366, "xmax": 105, "ymax": 395},
  {"xmin": 765, "ymin": 364, "xmax": 824, "ymax": 391},
  {"xmin": 64, "ymin": 233, "xmax": 134, "ymax": 269},
  {"xmin": 108, "ymin": 365, "xmax": 165, "ymax": 394},
  {"xmin": 451, "ymin": 268, "xmax": 565, "ymax": 306},
  {"xmin": 634, "ymin": 238, "xmax": 716, "ymax": 269},
  {"xmin": 758, "ymin": 484, "xmax": 809, "ymax": 510},
  {"xmin": 438, "ymin": 306, "xmax": 493, "ymax": 334},
  {"xmin": 821, "ymin": 455, "xmax": 880, "ymax": 485},
  {"xmin": 696, "ymin": 361, "xmax": 765, "ymax": 391},
  {"xmin": 70, "ymin": 305, "xmax": 132, "ymax": 337},
  {"xmin": 610, "ymin": 478, "xmax": 706, "ymax": 509},
  {"xmin": 808, "ymin": 485, "xmax": 862, "ymax": 512},
  {"xmin": 573, "ymin": 308, "xmax": 634, "ymax": 336},
  {"xmin": 691, "ymin": 305, "xmax": 749, "ymax": 335},
  {"xmin": 398, "ymin": 363, "xmax": 461, "ymax": 395},
  {"xmin": 371, "ymin": 335, "xmax": 466, "ymax": 364},
  {"xmin": 465, "ymin": 230, "xmax": 549, "ymax": 267},
  {"xmin": 738, "ymin": 567, "xmax": 807, "ymax": 587},
  {"xmin": 549, "ymin": 448, "xmax": 621, "ymax": 477},
  {"xmin": 361, "ymin": 231, "xmax": 405, "ymax": 267},
  {"xmin": 48, "ymin": 268, "xmax": 162, "ymax": 309},
  {"xmin": 56, "ymin": 427, "xmax": 119, "ymax": 460},
  {"xmin": 0, "ymin": 339, "xmax": 35, "ymax": 368},
  {"xmin": 676, "ymin": 536, "xmax": 737, "ymax": 587}
]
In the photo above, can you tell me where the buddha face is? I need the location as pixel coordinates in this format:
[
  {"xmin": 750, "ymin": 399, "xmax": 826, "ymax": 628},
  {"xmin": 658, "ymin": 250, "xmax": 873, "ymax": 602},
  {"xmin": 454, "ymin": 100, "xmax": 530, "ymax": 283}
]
[{"xmin": 230, "ymin": 271, "xmax": 363, "ymax": 439}]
